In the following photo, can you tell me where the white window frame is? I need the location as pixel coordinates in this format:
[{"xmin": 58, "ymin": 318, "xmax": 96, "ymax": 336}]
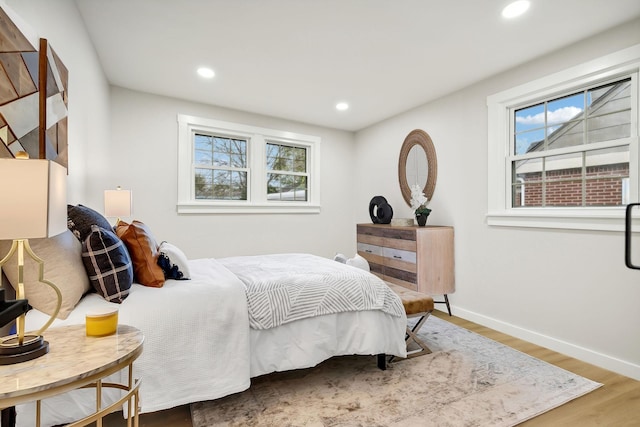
[
  {"xmin": 487, "ymin": 44, "xmax": 640, "ymax": 231},
  {"xmin": 177, "ymin": 114, "xmax": 321, "ymax": 214}
]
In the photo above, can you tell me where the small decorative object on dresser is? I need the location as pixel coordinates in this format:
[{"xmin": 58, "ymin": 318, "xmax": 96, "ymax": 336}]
[
  {"xmin": 368, "ymin": 196, "xmax": 394, "ymax": 224},
  {"xmin": 410, "ymin": 184, "xmax": 431, "ymax": 226},
  {"xmin": 356, "ymin": 223, "xmax": 454, "ymax": 315},
  {"xmin": 390, "ymin": 218, "xmax": 414, "ymax": 227}
]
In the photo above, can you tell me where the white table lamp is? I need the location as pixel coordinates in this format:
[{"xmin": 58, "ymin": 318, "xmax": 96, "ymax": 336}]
[
  {"xmin": 0, "ymin": 157, "xmax": 66, "ymax": 364},
  {"xmin": 104, "ymin": 186, "xmax": 132, "ymax": 222}
]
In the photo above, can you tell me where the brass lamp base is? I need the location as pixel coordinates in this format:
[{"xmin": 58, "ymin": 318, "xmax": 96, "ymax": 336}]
[{"xmin": 0, "ymin": 334, "xmax": 49, "ymax": 365}]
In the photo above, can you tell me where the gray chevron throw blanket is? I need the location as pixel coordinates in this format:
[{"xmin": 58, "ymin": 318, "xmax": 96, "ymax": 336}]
[{"xmin": 218, "ymin": 253, "xmax": 405, "ymax": 329}]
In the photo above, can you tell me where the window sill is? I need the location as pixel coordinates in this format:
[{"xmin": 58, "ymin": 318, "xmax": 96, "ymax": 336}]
[
  {"xmin": 486, "ymin": 207, "xmax": 633, "ymax": 232},
  {"xmin": 177, "ymin": 202, "xmax": 321, "ymax": 214}
]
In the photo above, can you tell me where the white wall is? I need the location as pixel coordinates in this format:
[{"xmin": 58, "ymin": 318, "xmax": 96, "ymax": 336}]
[
  {"xmin": 354, "ymin": 19, "xmax": 640, "ymax": 380},
  {"xmin": 104, "ymin": 87, "xmax": 356, "ymax": 260},
  {"xmin": 3, "ymin": 1, "xmax": 357, "ymax": 263},
  {"xmin": 8, "ymin": 0, "xmax": 639, "ymax": 380},
  {"xmin": 5, "ymin": 0, "xmax": 111, "ymax": 203}
]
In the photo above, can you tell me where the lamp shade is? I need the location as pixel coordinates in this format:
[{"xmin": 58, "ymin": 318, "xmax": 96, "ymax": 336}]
[
  {"xmin": 104, "ymin": 188, "xmax": 132, "ymax": 218},
  {"xmin": 0, "ymin": 159, "xmax": 67, "ymax": 240}
]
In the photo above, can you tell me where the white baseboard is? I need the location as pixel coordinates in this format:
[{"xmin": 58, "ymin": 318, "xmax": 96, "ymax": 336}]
[{"xmin": 437, "ymin": 306, "xmax": 640, "ymax": 381}]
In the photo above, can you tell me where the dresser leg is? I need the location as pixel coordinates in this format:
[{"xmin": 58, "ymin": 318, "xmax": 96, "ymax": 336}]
[{"xmin": 1, "ymin": 407, "xmax": 16, "ymax": 427}]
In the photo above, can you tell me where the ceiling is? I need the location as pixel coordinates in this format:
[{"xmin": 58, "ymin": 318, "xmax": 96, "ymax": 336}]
[{"xmin": 74, "ymin": 0, "xmax": 640, "ymax": 132}]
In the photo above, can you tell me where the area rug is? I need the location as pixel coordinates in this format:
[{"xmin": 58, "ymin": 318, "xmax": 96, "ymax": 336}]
[{"xmin": 191, "ymin": 316, "xmax": 601, "ymax": 426}]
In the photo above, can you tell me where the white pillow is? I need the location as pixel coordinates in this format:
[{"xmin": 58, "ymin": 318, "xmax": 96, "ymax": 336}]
[
  {"xmin": 346, "ymin": 254, "xmax": 370, "ymax": 271},
  {"xmin": 157, "ymin": 241, "xmax": 191, "ymax": 280},
  {"xmin": 0, "ymin": 230, "xmax": 91, "ymax": 319},
  {"xmin": 333, "ymin": 253, "xmax": 348, "ymax": 264}
]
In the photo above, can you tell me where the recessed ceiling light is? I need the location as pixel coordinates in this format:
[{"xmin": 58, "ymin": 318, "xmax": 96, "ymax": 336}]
[
  {"xmin": 197, "ymin": 67, "xmax": 215, "ymax": 78},
  {"xmin": 336, "ymin": 102, "xmax": 349, "ymax": 111},
  {"xmin": 502, "ymin": 1, "xmax": 530, "ymax": 19}
]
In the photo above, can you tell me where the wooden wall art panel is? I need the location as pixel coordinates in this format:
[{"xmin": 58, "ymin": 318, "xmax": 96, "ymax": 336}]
[
  {"xmin": 0, "ymin": 5, "xmax": 38, "ymax": 160},
  {"xmin": 0, "ymin": 5, "xmax": 68, "ymax": 170},
  {"xmin": 39, "ymin": 38, "xmax": 68, "ymax": 169}
]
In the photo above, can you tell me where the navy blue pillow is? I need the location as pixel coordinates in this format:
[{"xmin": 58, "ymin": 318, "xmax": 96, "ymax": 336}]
[
  {"xmin": 68, "ymin": 204, "xmax": 113, "ymax": 242},
  {"xmin": 81, "ymin": 225, "xmax": 133, "ymax": 303}
]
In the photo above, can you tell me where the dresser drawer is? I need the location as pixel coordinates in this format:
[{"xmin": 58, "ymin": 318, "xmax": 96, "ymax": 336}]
[
  {"xmin": 357, "ymin": 224, "xmax": 386, "ymax": 237},
  {"xmin": 357, "ymin": 233, "xmax": 385, "ymax": 247},
  {"xmin": 357, "ymin": 242, "xmax": 383, "ymax": 256},
  {"xmin": 382, "ymin": 247, "xmax": 416, "ymax": 264}
]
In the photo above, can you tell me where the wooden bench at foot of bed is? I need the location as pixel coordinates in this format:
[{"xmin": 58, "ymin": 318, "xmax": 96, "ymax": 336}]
[{"xmin": 377, "ymin": 282, "xmax": 434, "ymax": 370}]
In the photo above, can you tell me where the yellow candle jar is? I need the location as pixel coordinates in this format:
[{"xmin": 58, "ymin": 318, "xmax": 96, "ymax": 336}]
[{"xmin": 85, "ymin": 309, "xmax": 119, "ymax": 337}]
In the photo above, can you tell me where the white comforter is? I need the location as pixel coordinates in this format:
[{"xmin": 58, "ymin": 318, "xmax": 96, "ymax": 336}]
[
  {"xmin": 18, "ymin": 258, "xmax": 251, "ymax": 427},
  {"xmin": 17, "ymin": 255, "xmax": 406, "ymax": 427}
]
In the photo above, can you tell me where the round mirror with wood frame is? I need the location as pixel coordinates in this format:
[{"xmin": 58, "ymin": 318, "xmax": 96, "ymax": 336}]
[{"xmin": 398, "ymin": 129, "xmax": 437, "ymax": 207}]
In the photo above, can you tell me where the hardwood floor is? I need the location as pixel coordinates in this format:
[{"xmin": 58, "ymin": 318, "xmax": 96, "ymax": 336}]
[{"xmin": 101, "ymin": 310, "xmax": 640, "ymax": 426}]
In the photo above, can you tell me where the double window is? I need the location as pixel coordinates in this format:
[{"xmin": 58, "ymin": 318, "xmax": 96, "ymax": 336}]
[
  {"xmin": 178, "ymin": 115, "xmax": 320, "ymax": 213},
  {"xmin": 487, "ymin": 45, "xmax": 640, "ymax": 231}
]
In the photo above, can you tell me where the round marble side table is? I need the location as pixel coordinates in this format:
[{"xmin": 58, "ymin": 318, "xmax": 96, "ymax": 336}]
[{"xmin": 0, "ymin": 324, "xmax": 144, "ymax": 427}]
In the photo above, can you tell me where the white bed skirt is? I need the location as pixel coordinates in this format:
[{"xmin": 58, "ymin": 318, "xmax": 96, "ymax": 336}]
[{"xmin": 250, "ymin": 310, "xmax": 407, "ymax": 377}]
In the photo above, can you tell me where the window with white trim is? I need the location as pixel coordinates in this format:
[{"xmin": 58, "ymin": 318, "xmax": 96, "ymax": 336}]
[
  {"xmin": 487, "ymin": 45, "xmax": 640, "ymax": 231},
  {"xmin": 177, "ymin": 114, "xmax": 321, "ymax": 214}
]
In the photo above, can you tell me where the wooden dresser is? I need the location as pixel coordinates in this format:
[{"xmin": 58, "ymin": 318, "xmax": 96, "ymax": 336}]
[{"xmin": 357, "ymin": 223, "xmax": 455, "ymax": 313}]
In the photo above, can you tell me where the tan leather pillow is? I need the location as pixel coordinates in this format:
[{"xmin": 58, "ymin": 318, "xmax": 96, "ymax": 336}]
[
  {"xmin": 115, "ymin": 220, "xmax": 165, "ymax": 288},
  {"xmin": 0, "ymin": 230, "xmax": 91, "ymax": 319}
]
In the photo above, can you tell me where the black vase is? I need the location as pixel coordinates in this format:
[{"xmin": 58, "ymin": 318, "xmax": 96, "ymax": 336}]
[{"xmin": 416, "ymin": 213, "xmax": 429, "ymax": 226}]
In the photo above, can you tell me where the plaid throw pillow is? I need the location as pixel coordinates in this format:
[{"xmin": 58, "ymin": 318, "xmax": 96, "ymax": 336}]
[{"xmin": 82, "ymin": 225, "xmax": 133, "ymax": 303}]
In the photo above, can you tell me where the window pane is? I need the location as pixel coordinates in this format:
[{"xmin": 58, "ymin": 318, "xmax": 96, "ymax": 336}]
[
  {"xmin": 545, "ymin": 179, "xmax": 582, "ymax": 206},
  {"xmin": 229, "ymin": 171, "xmax": 247, "ymax": 200},
  {"xmin": 293, "ymin": 148, "xmax": 306, "ymax": 172},
  {"xmin": 512, "ymin": 159, "xmax": 542, "ymax": 208},
  {"xmin": 266, "ymin": 143, "xmax": 307, "ymax": 172},
  {"xmin": 230, "ymin": 153, "xmax": 245, "ymax": 168},
  {"xmin": 293, "ymin": 176, "xmax": 308, "ymax": 201},
  {"xmin": 546, "ymin": 93, "xmax": 584, "ymax": 125},
  {"xmin": 587, "ymin": 79, "xmax": 631, "ymax": 114},
  {"xmin": 195, "ymin": 134, "xmax": 214, "ymax": 165},
  {"xmin": 587, "ymin": 110, "xmax": 631, "ymax": 143},
  {"xmin": 546, "ymin": 120, "xmax": 584, "ymax": 151},
  {"xmin": 514, "ymin": 104, "xmax": 544, "ymax": 155},
  {"xmin": 544, "ymin": 93, "xmax": 585, "ymax": 151},
  {"xmin": 515, "ymin": 130, "xmax": 544, "ymax": 154},
  {"xmin": 515, "ymin": 103, "xmax": 544, "ymax": 133},
  {"xmin": 213, "ymin": 137, "xmax": 229, "ymax": 153},
  {"xmin": 195, "ymin": 135, "xmax": 247, "ymax": 168},
  {"xmin": 213, "ymin": 151, "xmax": 230, "ymax": 167},
  {"xmin": 195, "ymin": 168, "xmax": 213, "ymax": 199},
  {"xmin": 194, "ymin": 134, "xmax": 212, "ymax": 151},
  {"xmin": 267, "ymin": 173, "xmax": 308, "ymax": 201},
  {"xmin": 585, "ymin": 146, "xmax": 629, "ymax": 206},
  {"xmin": 228, "ymin": 139, "xmax": 247, "ymax": 167},
  {"xmin": 202, "ymin": 170, "xmax": 247, "ymax": 201},
  {"xmin": 544, "ymin": 152, "xmax": 583, "ymax": 207},
  {"xmin": 587, "ymin": 79, "xmax": 631, "ymax": 143},
  {"xmin": 266, "ymin": 145, "xmax": 279, "ymax": 170},
  {"xmin": 213, "ymin": 170, "xmax": 230, "ymax": 199},
  {"xmin": 194, "ymin": 150, "xmax": 212, "ymax": 165}
]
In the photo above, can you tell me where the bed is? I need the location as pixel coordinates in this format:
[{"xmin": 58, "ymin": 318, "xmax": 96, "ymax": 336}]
[{"xmin": 2, "ymin": 210, "xmax": 407, "ymax": 427}]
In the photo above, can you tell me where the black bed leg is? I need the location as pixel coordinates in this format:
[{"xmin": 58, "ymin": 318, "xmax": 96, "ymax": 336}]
[
  {"xmin": 377, "ymin": 353, "xmax": 386, "ymax": 370},
  {"xmin": 1, "ymin": 407, "xmax": 16, "ymax": 427}
]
